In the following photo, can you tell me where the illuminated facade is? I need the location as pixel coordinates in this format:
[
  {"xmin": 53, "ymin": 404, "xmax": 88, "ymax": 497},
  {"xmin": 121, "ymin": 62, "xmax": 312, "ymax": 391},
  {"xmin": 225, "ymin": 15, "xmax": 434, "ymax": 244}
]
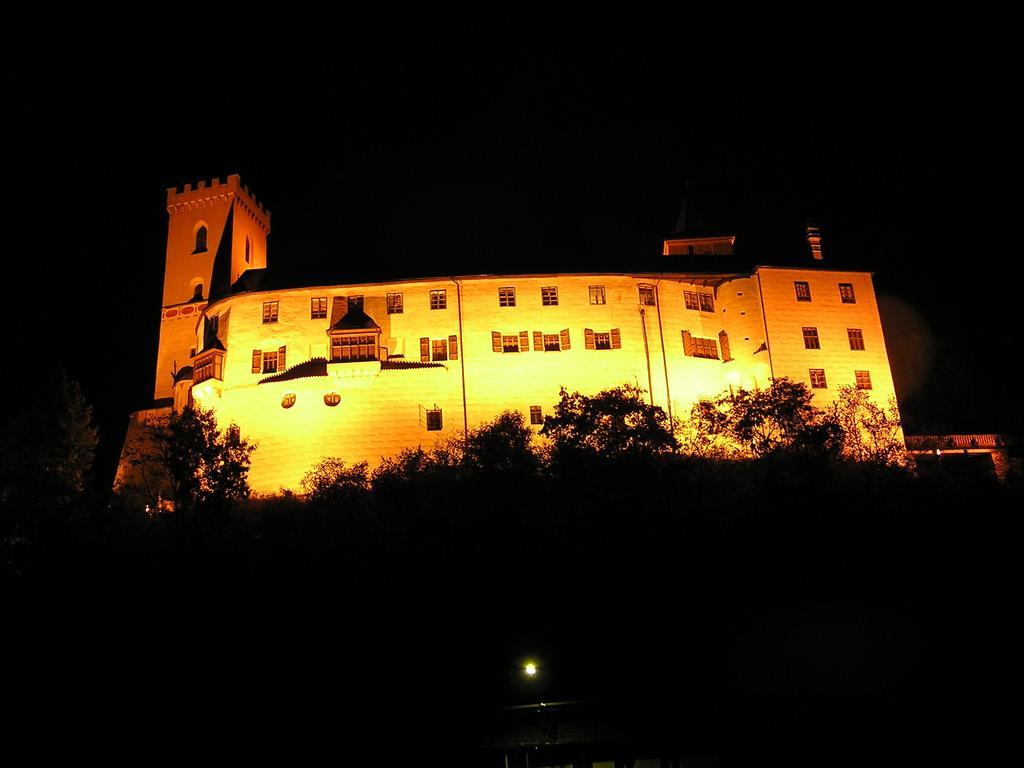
[{"xmin": 117, "ymin": 175, "xmax": 900, "ymax": 494}]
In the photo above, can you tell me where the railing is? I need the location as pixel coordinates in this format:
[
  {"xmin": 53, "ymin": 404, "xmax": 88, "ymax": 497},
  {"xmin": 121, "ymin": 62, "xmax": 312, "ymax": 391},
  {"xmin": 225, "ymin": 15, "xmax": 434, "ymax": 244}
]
[{"xmin": 905, "ymin": 434, "xmax": 1011, "ymax": 451}]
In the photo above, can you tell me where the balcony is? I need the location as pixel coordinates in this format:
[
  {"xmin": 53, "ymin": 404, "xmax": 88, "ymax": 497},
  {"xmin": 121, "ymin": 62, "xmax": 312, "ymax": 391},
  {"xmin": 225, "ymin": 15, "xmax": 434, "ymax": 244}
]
[{"xmin": 192, "ymin": 349, "xmax": 224, "ymax": 385}]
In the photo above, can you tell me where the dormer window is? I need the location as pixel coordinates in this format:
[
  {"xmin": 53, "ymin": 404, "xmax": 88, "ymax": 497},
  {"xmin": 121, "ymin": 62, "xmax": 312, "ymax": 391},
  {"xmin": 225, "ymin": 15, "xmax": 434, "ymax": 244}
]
[{"xmin": 193, "ymin": 226, "xmax": 208, "ymax": 254}]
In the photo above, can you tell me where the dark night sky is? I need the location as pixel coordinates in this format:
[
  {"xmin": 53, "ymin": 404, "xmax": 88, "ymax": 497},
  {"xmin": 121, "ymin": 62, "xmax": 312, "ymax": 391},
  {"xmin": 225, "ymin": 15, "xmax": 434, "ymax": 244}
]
[{"xmin": 4, "ymin": 38, "xmax": 1018, "ymax": 486}]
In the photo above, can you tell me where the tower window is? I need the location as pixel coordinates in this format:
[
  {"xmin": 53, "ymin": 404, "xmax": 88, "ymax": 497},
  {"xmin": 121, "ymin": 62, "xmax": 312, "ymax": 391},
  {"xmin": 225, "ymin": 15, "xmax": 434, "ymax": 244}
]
[
  {"xmin": 802, "ymin": 327, "xmax": 820, "ymax": 349},
  {"xmin": 430, "ymin": 290, "xmax": 447, "ymax": 310},
  {"xmin": 839, "ymin": 283, "xmax": 856, "ymax": 303},
  {"xmin": 855, "ymin": 370, "xmax": 873, "ymax": 390},
  {"xmin": 541, "ymin": 286, "xmax": 559, "ymax": 306},
  {"xmin": 262, "ymin": 301, "xmax": 279, "ymax": 324},
  {"xmin": 684, "ymin": 290, "xmax": 699, "ymax": 310},
  {"xmin": 848, "ymin": 328, "xmax": 865, "ymax": 350},
  {"xmin": 191, "ymin": 283, "xmax": 204, "ymax": 302},
  {"xmin": 387, "ymin": 293, "xmax": 404, "ymax": 314},
  {"xmin": 193, "ymin": 226, "xmax": 208, "ymax": 254},
  {"xmin": 245, "ymin": 237, "xmax": 251, "ymax": 264},
  {"xmin": 699, "ymin": 293, "xmax": 714, "ymax": 312},
  {"xmin": 498, "ymin": 287, "xmax": 516, "ymax": 307},
  {"xmin": 794, "ymin": 281, "xmax": 812, "ymax": 302},
  {"xmin": 809, "ymin": 369, "xmax": 828, "ymax": 389},
  {"xmin": 530, "ymin": 406, "xmax": 543, "ymax": 425},
  {"xmin": 589, "ymin": 285, "xmax": 606, "ymax": 305}
]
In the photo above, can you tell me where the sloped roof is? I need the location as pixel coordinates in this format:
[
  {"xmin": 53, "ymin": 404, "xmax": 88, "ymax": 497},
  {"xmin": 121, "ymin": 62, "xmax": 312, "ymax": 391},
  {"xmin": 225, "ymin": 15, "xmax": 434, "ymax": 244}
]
[
  {"xmin": 329, "ymin": 307, "xmax": 381, "ymax": 332},
  {"xmin": 258, "ymin": 357, "xmax": 328, "ymax": 385}
]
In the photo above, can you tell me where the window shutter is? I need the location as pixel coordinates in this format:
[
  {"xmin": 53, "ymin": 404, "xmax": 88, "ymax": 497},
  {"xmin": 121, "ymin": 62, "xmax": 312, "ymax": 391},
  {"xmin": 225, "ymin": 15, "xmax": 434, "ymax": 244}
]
[
  {"xmin": 560, "ymin": 328, "xmax": 570, "ymax": 350},
  {"xmin": 448, "ymin": 335, "xmax": 458, "ymax": 360},
  {"xmin": 420, "ymin": 337, "xmax": 430, "ymax": 362},
  {"xmin": 491, "ymin": 331, "xmax": 502, "ymax": 353},
  {"xmin": 719, "ymin": 331, "xmax": 732, "ymax": 362},
  {"xmin": 533, "ymin": 331, "xmax": 543, "ymax": 351},
  {"xmin": 251, "ymin": 349, "xmax": 262, "ymax": 373},
  {"xmin": 278, "ymin": 345, "xmax": 287, "ymax": 371},
  {"xmin": 682, "ymin": 330, "xmax": 694, "ymax": 356},
  {"xmin": 610, "ymin": 328, "xmax": 621, "ymax": 349},
  {"xmin": 218, "ymin": 309, "xmax": 230, "ymax": 344},
  {"xmin": 585, "ymin": 328, "xmax": 595, "ymax": 350},
  {"xmin": 519, "ymin": 331, "xmax": 530, "ymax": 351}
]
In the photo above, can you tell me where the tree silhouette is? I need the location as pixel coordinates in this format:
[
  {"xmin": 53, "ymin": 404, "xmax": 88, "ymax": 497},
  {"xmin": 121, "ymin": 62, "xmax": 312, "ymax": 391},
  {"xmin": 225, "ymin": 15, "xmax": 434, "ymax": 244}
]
[
  {"xmin": 0, "ymin": 370, "xmax": 98, "ymax": 508},
  {"xmin": 540, "ymin": 385, "xmax": 677, "ymax": 463},
  {"xmin": 118, "ymin": 404, "xmax": 254, "ymax": 521}
]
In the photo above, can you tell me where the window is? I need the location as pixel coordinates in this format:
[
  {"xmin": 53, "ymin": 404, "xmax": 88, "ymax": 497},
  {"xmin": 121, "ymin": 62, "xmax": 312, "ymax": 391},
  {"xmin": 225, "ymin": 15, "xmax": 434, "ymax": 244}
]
[
  {"xmin": 281, "ymin": 393, "xmax": 296, "ymax": 409},
  {"xmin": 311, "ymin": 297, "xmax": 327, "ymax": 319},
  {"xmin": 533, "ymin": 329, "xmax": 570, "ymax": 352},
  {"xmin": 855, "ymin": 370, "xmax": 873, "ymax": 390},
  {"xmin": 194, "ymin": 226, "xmax": 208, "ymax": 254},
  {"xmin": 502, "ymin": 334, "xmax": 520, "ymax": 353},
  {"xmin": 347, "ymin": 295, "xmax": 363, "ymax": 311},
  {"xmin": 638, "ymin": 285, "xmax": 656, "ymax": 306},
  {"xmin": 530, "ymin": 406, "xmax": 543, "ymax": 425},
  {"xmin": 684, "ymin": 290, "xmax": 699, "ymax": 310},
  {"xmin": 426, "ymin": 408, "xmax": 443, "ymax": 431},
  {"xmin": 262, "ymin": 350, "xmax": 278, "ymax": 374},
  {"xmin": 448, "ymin": 335, "xmax": 458, "ymax": 360},
  {"xmin": 245, "ymin": 237, "xmax": 251, "ymax": 264},
  {"xmin": 331, "ymin": 334, "xmax": 377, "ymax": 361},
  {"xmin": 430, "ymin": 290, "xmax": 447, "ymax": 310},
  {"xmin": 802, "ymin": 327, "xmax": 820, "ymax": 349},
  {"xmin": 585, "ymin": 328, "xmax": 621, "ymax": 350},
  {"xmin": 498, "ymin": 287, "xmax": 516, "ymax": 307},
  {"xmin": 387, "ymin": 292, "xmax": 403, "ymax": 314},
  {"xmin": 589, "ymin": 285, "xmax": 606, "ymax": 305},
  {"xmin": 848, "ymin": 328, "xmax": 865, "ymax": 350},
  {"xmin": 324, "ymin": 392, "xmax": 341, "ymax": 407},
  {"xmin": 191, "ymin": 283, "xmax": 204, "ymax": 302},
  {"xmin": 262, "ymin": 301, "xmax": 279, "ymax": 324},
  {"xmin": 432, "ymin": 339, "xmax": 448, "ymax": 361},
  {"xmin": 699, "ymin": 293, "xmax": 715, "ymax": 312},
  {"xmin": 794, "ymin": 281, "xmax": 812, "ymax": 302},
  {"xmin": 839, "ymin": 283, "xmax": 856, "ymax": 303},
  {"xmin": 809, "ymin": 369, "xmax": 828, "ymax": 389},
  {"xmin": 681, "ymin": 331, "xmax": 719, "ymax": 359},
  {"xmin": 541, "ymin": 286, "xmax": 559, "ymax": 306},
  {"xmin": 252, "ymin": 349, "xmax": 284, "ymax": 375}
]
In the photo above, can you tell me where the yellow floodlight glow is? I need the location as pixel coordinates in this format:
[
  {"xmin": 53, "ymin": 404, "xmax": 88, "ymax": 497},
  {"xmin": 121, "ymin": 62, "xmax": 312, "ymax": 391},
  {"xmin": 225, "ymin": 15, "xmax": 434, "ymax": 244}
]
[{"xmin": 524, "ymin": 662, "xmax": 537, "ymax": 677}]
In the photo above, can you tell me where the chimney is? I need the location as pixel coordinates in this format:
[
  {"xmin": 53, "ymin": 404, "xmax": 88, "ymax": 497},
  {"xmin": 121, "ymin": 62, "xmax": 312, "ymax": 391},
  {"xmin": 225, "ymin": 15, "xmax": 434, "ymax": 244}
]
[{"xmin": 806, "ymin": 220, "xmax": 823, "ymax": 260}]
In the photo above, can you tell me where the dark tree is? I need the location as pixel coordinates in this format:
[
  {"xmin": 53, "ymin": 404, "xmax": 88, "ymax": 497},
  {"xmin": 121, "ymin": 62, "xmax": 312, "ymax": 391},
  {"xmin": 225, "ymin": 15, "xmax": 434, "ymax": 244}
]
[
  {"xmin": 119, "ymin": 404, "xmax": 255, "ymax": 521},
  {"xmin": 540, "ymin": 385, "xmax": 677, "ymax": 462},
  {"xmin": 0, "ymin": 370, "xmax": 98, "ymax": 508}
]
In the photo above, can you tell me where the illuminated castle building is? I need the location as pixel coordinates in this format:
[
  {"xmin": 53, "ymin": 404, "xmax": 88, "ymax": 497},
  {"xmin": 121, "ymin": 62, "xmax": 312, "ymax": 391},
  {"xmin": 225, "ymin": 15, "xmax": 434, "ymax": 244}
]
[{"xmin": 117, "ymin": 175, "xmax": 900, "ymax": 494}]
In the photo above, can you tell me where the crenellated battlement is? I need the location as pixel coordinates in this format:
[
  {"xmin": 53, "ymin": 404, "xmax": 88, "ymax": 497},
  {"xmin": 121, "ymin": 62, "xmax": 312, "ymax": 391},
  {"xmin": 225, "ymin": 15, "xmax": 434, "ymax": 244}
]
[{"xmin": 166, "ymin": 173, "xmax": 270, "ymax": 231}]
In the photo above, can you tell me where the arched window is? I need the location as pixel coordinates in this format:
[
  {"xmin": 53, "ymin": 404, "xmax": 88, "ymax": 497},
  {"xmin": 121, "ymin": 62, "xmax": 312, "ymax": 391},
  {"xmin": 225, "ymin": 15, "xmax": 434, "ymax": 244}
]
[
  {"xmin": 194, "ymin": 226, "xmax": 208, "ymax": 254},
  {"xmin": 245, "ymin": 237, "xmax": 251, "ymax": 264},
  {"xmin": 191, "ymin": 283, "xmax": 204, "ymax": 302}
]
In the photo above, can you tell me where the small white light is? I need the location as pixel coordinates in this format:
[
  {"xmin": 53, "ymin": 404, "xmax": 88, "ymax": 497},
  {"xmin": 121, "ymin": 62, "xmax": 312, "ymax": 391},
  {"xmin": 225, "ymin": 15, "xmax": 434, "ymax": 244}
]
[{"xmin": 524, "ymin": 662, "xmax": 537, "ymax": 677}]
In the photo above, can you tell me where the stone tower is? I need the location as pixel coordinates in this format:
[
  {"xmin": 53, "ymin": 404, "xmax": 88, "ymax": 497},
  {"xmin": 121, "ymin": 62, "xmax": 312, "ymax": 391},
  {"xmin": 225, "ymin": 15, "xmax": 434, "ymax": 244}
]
[{"xmin": 153, "ymin": 175, "xmax": 270, "ymax": 401}]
